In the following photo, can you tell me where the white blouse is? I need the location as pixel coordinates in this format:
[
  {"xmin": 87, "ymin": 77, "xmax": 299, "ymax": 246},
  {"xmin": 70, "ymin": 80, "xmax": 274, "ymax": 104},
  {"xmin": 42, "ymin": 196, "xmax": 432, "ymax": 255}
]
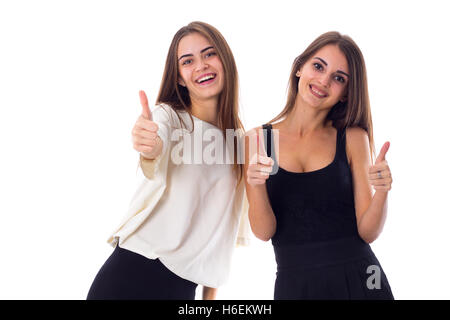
[{"xmin": 107, "ymin": 103, "xmax": 250, "ymax": 288}]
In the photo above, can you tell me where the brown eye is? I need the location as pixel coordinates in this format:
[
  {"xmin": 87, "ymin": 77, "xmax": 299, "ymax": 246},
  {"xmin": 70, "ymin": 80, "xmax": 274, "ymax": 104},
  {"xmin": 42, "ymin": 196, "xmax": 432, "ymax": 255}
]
[
  {"xmin": 181, "ymin": 59, "xmax": 193, "ymax": 65},
  {"xmin": 334, "ymin": 76, "xmax": 347, "ymax": 83},
  {"xmin": 313, "ymin": 62, "xmax": 323, "ymax": 71},
  {"xmin": 335, "ymin": 75, "xmax": 346, "ymax": 83}
]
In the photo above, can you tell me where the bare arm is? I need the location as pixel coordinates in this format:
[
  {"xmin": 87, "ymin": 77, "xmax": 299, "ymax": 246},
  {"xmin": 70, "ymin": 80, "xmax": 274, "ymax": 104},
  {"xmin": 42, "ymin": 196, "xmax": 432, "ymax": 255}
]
[
  {"xmin": 244, "ymin": 129, "xmax": 277, "ymax": 241},
  {"xmin": 202, "ymin": 286, "xmax": 217, "ymax": 300},
  {"xmin": 346, "ymin": 127, "xmax": 392, "ymax": 243}
]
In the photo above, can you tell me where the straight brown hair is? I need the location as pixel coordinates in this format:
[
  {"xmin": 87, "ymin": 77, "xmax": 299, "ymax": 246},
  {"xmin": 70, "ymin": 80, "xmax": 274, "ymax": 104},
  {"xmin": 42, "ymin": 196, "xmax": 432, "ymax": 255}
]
[
  {"xmin": 156, "ymin": 21, "xmax": 244, "ymax": 180},
  {"xmin": 270, "ymin": 31, "xmax": 375, "ymax": 163}
]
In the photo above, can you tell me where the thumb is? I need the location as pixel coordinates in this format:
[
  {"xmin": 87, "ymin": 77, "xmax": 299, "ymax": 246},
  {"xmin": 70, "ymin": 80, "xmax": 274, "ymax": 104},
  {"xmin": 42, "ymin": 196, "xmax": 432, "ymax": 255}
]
[
  {"xmin": 375, "ymin": 141, "xmax": 390, "ymax": 164},
  {"xmin": 257, "ymin": 129, "xmax": 268, "ymax": 158},
  {"xmin": 139, "ymin": 90, "xmax": 152, "ymax": 120}
]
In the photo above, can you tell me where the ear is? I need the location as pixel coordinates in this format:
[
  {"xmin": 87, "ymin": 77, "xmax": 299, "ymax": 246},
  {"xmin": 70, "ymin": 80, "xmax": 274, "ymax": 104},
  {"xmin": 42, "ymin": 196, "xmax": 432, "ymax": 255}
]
[
  {"xmin": 295, "ymin": 70, "xmax": 301, "ymax": 77},
  {"xmin": 178, "ymin": 78, "xmax": 186, "ymax": 87}
]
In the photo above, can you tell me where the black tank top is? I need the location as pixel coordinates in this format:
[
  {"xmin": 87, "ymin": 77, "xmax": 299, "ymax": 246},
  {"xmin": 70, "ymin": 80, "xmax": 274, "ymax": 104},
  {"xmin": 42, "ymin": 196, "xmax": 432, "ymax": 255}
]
[{"xmin": 263, "ymin": 124, "xmax": 359, "ymax": 247}]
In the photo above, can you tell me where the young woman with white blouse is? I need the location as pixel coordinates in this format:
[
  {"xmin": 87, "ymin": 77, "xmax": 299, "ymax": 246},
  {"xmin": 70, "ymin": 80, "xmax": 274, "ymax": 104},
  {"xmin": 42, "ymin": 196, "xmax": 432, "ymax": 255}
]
[{"xmin": 87, "ymin": 21, "xmax": 248, "ymax": 300}]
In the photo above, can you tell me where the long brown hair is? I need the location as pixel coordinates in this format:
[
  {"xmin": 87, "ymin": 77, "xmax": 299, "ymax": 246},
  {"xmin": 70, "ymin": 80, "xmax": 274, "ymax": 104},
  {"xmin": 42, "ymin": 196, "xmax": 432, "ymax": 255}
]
[
  {"xmin": 270, "ymin": 31, "xmax": 375, "ymax": 163},
  {"xmin": 156, "ymin": 21, "xmax": 244, "ymax": 180}
]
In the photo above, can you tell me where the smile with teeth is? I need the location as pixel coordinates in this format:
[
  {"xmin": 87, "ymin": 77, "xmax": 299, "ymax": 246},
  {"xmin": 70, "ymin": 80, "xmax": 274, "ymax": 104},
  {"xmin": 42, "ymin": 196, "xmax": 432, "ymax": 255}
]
[
  {"xmin": 196, "ymin": 73, "xmax": 216, "ymax": 84},
  {"xmin": 309, "ymin": 85, "xmax": 328, "ymax": 98}
]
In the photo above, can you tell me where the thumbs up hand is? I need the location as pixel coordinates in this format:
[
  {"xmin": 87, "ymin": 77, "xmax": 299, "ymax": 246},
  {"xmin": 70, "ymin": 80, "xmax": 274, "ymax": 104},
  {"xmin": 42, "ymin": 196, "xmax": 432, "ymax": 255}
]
[
  {"xmin": 139, "ymin": 90, "xmax": 153, "ymax": 120},
  {"xmin": 132, "ymin": 90, "xmax": 161, "ymax": 159},
  {"xmin": 246, "ymin": 129, "xmax": 274, "ymax": 186},
  {"xmin": 368, "ymin": 141, "xmax": 392, "ymax": 192}
]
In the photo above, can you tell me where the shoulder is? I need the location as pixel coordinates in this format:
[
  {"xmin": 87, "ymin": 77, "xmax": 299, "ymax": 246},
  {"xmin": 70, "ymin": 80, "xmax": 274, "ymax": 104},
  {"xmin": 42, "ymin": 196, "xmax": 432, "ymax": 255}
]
[
  {"xmin": 151, "ymin": 103, "xmax": 176, "ymax": 118},
  {"xmin": 346, "ymin": 126, "xmax": 369, "ymax": 144},
  {"xmin": 243, "ymin": 126, "xmax": 265, "ymax": 160},
  {"xmin": 245, "ymin": 125, "xmax": 263, "ymax": 136},
  {"xmin": 152, "ymin": 103, "xmax": 186, "ymax": 128},
  {"xmin": 245, "ymin": 122, "xmax": 279, "ymax": 136},
  {"xmin": 345, "ymin": 126, "xmax": 370, "ymax": 166}
]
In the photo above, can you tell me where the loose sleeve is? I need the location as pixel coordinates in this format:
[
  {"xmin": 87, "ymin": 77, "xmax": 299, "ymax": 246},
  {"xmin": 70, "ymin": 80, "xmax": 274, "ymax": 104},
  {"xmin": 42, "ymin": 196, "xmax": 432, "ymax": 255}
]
[
  {"xmin": 107, "ymin": 104, "xmax": 175, "ymax": 246},
  {"xmin": 236, "ymin": 187, "xmax": 251, "ymax": 247}
]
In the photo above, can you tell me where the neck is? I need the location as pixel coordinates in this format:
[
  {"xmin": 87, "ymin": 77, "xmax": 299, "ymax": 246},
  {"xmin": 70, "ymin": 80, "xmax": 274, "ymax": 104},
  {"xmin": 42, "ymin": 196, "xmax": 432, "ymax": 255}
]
[
  {"xmin": 284, "ymin": 95, "xmax": 331, "ymax": 137},
  {"xmin": 190, "ymin": 96, "xmax": 219, "ymax": 126}
]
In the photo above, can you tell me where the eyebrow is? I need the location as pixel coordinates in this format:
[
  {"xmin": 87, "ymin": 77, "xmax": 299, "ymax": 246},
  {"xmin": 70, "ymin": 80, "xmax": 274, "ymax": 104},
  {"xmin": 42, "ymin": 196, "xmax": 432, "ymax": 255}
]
[
  {"xmin": 178, "ymin": 46, "xmax": 214, "ymax": 61},
  {"xmin": 313, "ymin": 57, "xmax": 350, "ymax": 77}
]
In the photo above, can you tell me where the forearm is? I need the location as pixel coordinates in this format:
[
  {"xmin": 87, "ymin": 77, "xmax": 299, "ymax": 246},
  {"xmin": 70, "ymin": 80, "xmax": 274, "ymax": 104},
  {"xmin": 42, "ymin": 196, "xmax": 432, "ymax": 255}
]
[
  {"xmin": 244, "ymin": 129, "xmax": 276, "ymax": 241},
  {"xmin": 247, "ymin": 184, "xmax": 277, "ymax": 241},
  {"xmin": 202, "ymin": 286, "xmax": 217, "ymax": 300},
  {"xmin": 357, "ymin": 191, "xmax": 388, "ymax": 243}
]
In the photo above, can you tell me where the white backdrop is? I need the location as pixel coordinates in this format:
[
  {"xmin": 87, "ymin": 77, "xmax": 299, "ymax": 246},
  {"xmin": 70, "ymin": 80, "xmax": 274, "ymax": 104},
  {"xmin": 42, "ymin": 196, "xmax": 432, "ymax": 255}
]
[{"xmin": 1, "ymin": 0, "xmax": 449, "ymax": 300}]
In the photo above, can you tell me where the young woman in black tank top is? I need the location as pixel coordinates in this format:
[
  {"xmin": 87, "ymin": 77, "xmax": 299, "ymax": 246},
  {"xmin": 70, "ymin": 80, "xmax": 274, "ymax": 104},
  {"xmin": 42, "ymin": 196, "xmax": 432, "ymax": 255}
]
[{"xmin": 244, "ymin": 32, "xmax": 394, "ymax": 299}]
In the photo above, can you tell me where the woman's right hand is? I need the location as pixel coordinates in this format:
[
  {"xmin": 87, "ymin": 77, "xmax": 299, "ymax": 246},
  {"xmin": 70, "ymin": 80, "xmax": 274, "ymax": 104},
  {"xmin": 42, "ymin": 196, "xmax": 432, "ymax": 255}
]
[
  {"xmin": 246, "ymin": 130, "xmax": 274, "ymax": 186},
  {"xmin": 244, "ymin": 128, "xmax": 277, "ymax": 241},
  {"xmin": 132, "ymin": 90, "xmax": 162, "ymax": 160}
]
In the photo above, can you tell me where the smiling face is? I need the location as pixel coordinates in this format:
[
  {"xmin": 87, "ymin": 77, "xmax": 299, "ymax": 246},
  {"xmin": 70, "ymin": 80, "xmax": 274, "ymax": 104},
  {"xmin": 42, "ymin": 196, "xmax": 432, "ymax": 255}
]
[
  {"xmin": 177, "ymin": 32, "xmax": 225, "ymax": 104},
  {"xmin": 296, "ymin": 44, "xmax": 349, "ymax": 110}
]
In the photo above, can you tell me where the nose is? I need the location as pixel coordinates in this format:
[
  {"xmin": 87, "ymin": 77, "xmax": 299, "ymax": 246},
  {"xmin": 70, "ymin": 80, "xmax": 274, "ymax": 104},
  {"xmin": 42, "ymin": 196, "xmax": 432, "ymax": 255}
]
[
  {"xmin": 195, "ymin": 58, "xmax": 209, "ymax": 72},
  {"xmin": 318, "ymin": 73, "xmax": 331, "ymax": 88}
]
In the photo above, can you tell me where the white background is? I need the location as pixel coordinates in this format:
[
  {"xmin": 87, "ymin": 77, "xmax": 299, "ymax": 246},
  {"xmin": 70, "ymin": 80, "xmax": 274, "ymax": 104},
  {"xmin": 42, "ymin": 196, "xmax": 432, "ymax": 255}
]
[{"xmin": 1, "ymin": 0, "xmax": 449, "ymax": 300}]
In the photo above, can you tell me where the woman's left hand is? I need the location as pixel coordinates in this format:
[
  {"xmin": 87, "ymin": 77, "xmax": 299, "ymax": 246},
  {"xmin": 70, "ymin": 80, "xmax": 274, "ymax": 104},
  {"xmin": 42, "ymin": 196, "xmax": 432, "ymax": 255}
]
[{"xmin": 368, "ymin": 141, "xmax": 392, "ymax": 192}]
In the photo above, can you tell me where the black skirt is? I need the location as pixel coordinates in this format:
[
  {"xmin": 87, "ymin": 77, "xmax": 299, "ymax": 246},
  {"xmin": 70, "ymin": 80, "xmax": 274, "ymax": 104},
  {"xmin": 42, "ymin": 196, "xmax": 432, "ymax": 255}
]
[
  {"xmin": 274, "ymin": 236, "xmax": 394, "ymax": 300},
  {"xmin": 87, "ymin": 245, "xmax": 198, "ymax": 300}
]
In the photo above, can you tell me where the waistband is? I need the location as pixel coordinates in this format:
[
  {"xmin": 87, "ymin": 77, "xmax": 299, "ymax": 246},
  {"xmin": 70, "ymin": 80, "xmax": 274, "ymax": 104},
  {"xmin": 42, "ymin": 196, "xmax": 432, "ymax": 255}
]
[{"xmin": 273, "ymin": 236, "xmax": 374, "ymax": 270}]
